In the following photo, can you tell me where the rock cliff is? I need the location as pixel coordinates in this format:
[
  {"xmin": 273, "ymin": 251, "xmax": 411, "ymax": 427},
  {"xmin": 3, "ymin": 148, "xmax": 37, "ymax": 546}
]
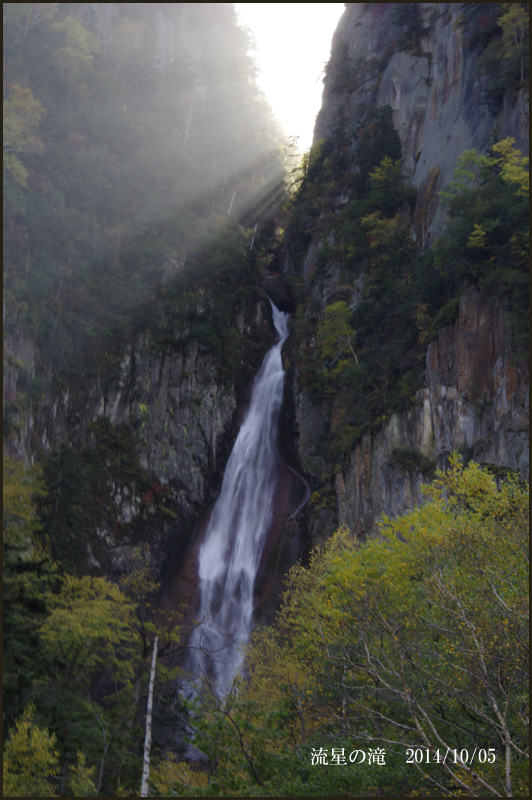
[
  {"xmin": 289, "ymin": 3, "xmax": 529, "ymax": 543},
  {"xmin": 316, "ymin": 3, "xmax": 529, "ymax": 243},
  {"xmin": 3, "ymin": 1, "xmax": 283, "ymax": 578},
  {"xmin": 4, "ymin": 294, "xmax": 275, "ymax": 575},
  {"xmin": 335, "ymin": 285, "xmax": 529, "ymax": 537}
]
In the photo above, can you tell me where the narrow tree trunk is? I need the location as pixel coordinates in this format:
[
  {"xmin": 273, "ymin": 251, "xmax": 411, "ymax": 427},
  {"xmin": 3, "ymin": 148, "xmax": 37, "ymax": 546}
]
[
  {"xmin": 140, "ymin": 636, "xmax": 158, "ymax": 798},
  {"xmin": 227, "ymin": 191, "xmax": 236, "ymax": 216}
]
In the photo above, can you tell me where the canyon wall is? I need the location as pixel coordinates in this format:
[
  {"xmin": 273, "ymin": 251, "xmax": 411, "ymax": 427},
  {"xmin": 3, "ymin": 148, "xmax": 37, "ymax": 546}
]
[
  {"xmin": 291, "ymin": 3, "xmax": 529, "ymax": 542},
  {"xmin": 3, "ymin": 1, "xmax": 281, "ymax": 577},
  {"xmin": 4, "ymin": 295, "xmax": 274, "ymax": 575},
  {"xmin": 334, "ymin": 285, "xmax": 529, "ymax": 537}
]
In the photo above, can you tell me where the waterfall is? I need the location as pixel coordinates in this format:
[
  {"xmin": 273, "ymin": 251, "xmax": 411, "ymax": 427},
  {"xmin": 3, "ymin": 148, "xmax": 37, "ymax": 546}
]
[{"xmin": 185, "ymin": 302, "xmax": 290, "ymax": 698}]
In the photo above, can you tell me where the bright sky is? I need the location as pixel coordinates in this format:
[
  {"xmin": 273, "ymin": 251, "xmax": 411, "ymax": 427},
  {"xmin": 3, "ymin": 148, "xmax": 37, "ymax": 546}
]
[{"xmin": 235, "ymin": 3, "xmax": 345, "ymax": 152}]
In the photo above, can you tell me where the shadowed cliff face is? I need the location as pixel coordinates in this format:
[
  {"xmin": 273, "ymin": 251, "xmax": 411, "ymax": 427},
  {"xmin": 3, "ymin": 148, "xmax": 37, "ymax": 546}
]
[
  {"xmin": 292, "ymin": 284, "xmax": 529, "ymax": 544},
  {"xmin": 334, "ymin": 286, "xmax": 529, "ymax": 538},
  {"xmin": 4, "ymin": 295, "xmax": 276, "ymax": 577}
]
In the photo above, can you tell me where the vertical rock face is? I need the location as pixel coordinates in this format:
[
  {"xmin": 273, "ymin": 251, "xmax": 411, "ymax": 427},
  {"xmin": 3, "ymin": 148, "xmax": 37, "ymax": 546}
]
[
  {"xmin": 35, "ymin": 337, "xmax": 241, "ymax": 504},
  {"xmin": 426, "ymin": 287, "xmax": 528, "ymax": 473},
  {"xmin": 292, "ymin": 3, "xmax": 529, "ymax": 540},
  {"xmin": 4, "ymin": 298, "xmax": 274, "ymax": 574},
  {"xmin": 335, "ymin": 286, "xmax": 528, "ymax": 537},
  {"xmin": 316, "ymin": 3, "xmax": 528, "ymax": 241}
]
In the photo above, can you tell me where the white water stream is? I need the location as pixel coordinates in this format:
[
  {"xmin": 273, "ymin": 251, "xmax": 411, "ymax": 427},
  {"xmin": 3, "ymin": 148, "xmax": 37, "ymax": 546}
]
[{"xmin": 186, "ymin": 303, "xmax": 290, "ymax": 697}]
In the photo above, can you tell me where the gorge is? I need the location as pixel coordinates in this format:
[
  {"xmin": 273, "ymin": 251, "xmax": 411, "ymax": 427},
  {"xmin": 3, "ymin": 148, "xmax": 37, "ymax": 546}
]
[{"xmin": 3, "ymin": 3, "xmax": 529, "ymax": 797}]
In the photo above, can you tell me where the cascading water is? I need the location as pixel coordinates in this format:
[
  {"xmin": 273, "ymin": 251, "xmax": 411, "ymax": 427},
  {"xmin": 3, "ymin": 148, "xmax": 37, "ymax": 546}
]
[{"xmin": 185, "ymin": 302, "xmax": 289, "ymax": 698}]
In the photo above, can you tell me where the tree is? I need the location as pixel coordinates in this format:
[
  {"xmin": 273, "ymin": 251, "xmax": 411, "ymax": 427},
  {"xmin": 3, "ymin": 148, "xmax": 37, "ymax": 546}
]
[
  {"xmin": 434, "ymin": 138, "xmax": 529, "ymax": 352},
  {"xmin": 368, "ymin": 155, "xmax": 411, "ymax": 215},
  {"xmin": 51, "ymin": 15, "xmax": 99, "ymax": 76},
  {"xmin": 3, "ymin": 706, "xmax": 99, "ymax": 797},
  {"xmin": 473, "ymin": 3, "xmax": 529, "ymax": 100},
  {"xmin": 148, "ymin": 755, "xmax": 208, "ymax": 796},
  {"xmin": 306, "ymin": 459, "xmax": 529, "ymax": 796},
  {"xmin": 499, "ymin": 3, "xmax": 529, "ymax": 83},
  {"xmin": 490, "ymin": 136, "xmax": 529, "ymax": 196},
  {"xmin": 67, "ymin": 752, "xmax": 98, "ymax": 797},
  {"xmin": 36, "ymin": 573, "xmax": 146, "ymax": 794},
  {"xmin": 40, "ymin": 574, "xmax": 138, "ymax": 691},
  {"xmin": 36, "ymin": 555, "xmax": 184, "ymax": 794},
  {"xmin": 440, "ymin": 138, "xmax": 528, "ymax": 205},
  {"xmin": 317, "ymin": 301, "xmax": 358, "ymax": 365},
  {"xmin": 140, "ymin": 636, "xmax": 158, "ymax": 797},
  {"xmin": 3, "ymin": 457, "xmax": 58, "ymax": 730},
  {"xmin": 22, "ymin": 3, "xmax": 58, "ymax": 38},
  {"xmin": 3, "ymin": 703, "xmax": 59, "ymax": 797},
  {"xmin": 3, "ymin": 85, "xmax": 45, "ymax": 187},
  {"xmin": 3, "ymin": 455, "xmax": 46, "ymax": 553}
]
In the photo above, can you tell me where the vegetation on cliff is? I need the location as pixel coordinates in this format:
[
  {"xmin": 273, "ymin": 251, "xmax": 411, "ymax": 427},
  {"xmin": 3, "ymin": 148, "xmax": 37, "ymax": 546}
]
[
  {"xmin": 287, "ymin": 115, "xmax": 528, "ymax": 473},
  {"xmin": 460, "ymin": 3, "xmax": 529, "ymax": 104},
  {"xmin": 290, "ymin": 1, "xmax": 529, "ymax": 479},
  {"xmin": 3, "ymin": 2, "xmax": 285, "ymax": 408},
  {"xmin": 3, "ymin": 0, "xmax": 287, "ymax": 593}
]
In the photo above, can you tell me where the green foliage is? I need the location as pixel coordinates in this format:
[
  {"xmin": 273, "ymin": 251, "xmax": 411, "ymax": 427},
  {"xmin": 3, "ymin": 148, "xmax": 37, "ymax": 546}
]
[
  {"xmin": 325, "ymin": 40, "xmax": 389, "ymax": 96},
  {"xmin": 3, "ymin": 455, "xmax": 46, "ymax": 552},
  {"xmin": 285, "ymin": 106, "xmax": 427, "ymax": 467},
  {"xmin": 67, "ymin": 752, "xmax": 98, "ymax": 797},
  {"xmin": 30, "ymin": 553, "xmax": 183, "ymax": 796},
  {"xmin": 391, "ymin": 3, "xmax": 426, "ymax": 55},
  {"xmin": 3, "ymin": 2, "xmax": 285, "ymax": 397},
  {"xmin": 3, "ymin": 453, "xmax": 184, "ymax": 796},
  {"xmin": 491, "ymin": 136, "xmax": 529, "ymax": 195},
  {"xmin": 3, "ymin": 707, "xmax": 97, "ymax": 797},
  {"xmin": 368, "ymin": 155, "xmax": 415, "ymax": 215},
  {"xmin": 290, "ymin": 126, "xmax": 528, "ymax": 476},
  {"xmin": 51, "ymin": 15, "xmax": 100, "ymax": 76},
  {"xmin": 40, "ymin": 421, "xmax": 150, "ymax": 572},
  {"xmin": 3, "ymin": 703, "xmax": 59, "ymax": 797},
  {"xmin": 190, "ymin": 459, "xmax": 529, "ymax": 796},
  {"xmin": 3, "ymin": 457, "xmax": 60, "ymax": 732},
  {"xmin": 499, "ymin": 3, "xmax": 529, "ymax": 83},
  {"xmin": 3, "ymin": 84, "xmax": 45, "ymax": 187},
  {"xmin": 353, "ymin": 106, "xmax": 403, "ymax": 197},
  {"xmin": 389, "ymin": 446, "xmax": 435, "ymax": 474},
  {"xmin": 435, "ymin": 137, "xmax": 529, "ymax": 351},
  {"xmin": 148, "ymin": 755, "xmax": 208, "ymax": 796},
  {"xmin": 285, "ymin": 105, "xmax": 402, "ymax": 249},
  {"xmin": 317, "ymin": 301, "xmax": 358, "ymax": 365},
  {"xmin": 427, "ymin": 294, "xmax": 460, "ymax": 338},
  {"xmin": 461, "ymin": 3, "xmax": 529, "ymax": 104},
  {"xmin": 40, "ymin": 574, "xmax": 139, "ymax": 690}
]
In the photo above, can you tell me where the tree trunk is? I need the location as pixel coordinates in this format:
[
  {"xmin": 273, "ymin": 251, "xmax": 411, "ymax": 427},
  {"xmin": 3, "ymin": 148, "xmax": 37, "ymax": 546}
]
[{"xmin": 140, "ymin": 636, "xmax": 158, "ymax": 797}]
